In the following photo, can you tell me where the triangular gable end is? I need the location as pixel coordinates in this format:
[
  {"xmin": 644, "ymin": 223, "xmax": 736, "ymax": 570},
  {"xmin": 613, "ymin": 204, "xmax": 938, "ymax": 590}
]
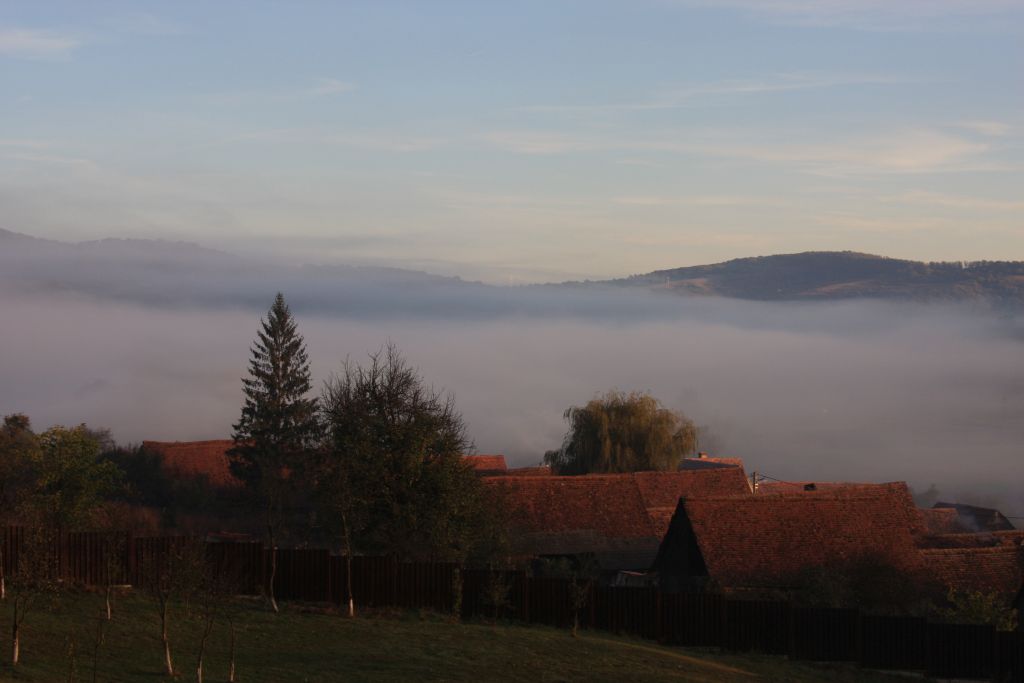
[{"xmin": 652, "ymin": 497, "xmax": 709, "ymax": 590}]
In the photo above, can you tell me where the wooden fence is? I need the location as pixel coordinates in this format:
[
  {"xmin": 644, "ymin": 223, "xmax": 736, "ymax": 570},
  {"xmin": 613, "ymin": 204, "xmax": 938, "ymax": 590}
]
[{"xmin": 2, "ymin": 527, "xmax": 1021, "ymax": 681}]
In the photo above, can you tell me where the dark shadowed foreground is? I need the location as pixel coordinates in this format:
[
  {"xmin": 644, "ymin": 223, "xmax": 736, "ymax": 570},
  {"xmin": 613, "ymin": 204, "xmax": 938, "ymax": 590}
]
[{"xmin": 0, "ymin": 590, "xmax": 907, "ymax": 683}]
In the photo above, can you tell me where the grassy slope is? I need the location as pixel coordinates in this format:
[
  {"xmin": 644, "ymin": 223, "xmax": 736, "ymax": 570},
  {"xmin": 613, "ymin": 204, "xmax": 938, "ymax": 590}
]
[{"xmin": 1, "ymin": 590, "xmax": 907, "ymax": 682}]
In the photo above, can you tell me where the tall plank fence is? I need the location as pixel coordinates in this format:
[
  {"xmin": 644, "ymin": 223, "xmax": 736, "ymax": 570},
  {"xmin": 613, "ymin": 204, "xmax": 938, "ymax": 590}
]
[{"xmin": 2, "ymin": 527, "xmax": 1021, "ymax": 681}]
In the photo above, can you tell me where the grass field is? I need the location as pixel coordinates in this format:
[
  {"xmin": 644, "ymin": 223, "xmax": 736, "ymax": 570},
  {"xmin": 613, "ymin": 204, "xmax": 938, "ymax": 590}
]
[{"xmin": 0, "ymin": 589, "xmax": 909, "ymax": 682}]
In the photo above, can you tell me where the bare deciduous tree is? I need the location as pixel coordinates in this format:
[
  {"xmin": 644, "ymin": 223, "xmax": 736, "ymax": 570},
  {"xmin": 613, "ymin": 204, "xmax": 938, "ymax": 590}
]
[{"xmin": 140, "ymin": 537, "xmax": 206, "ymax": 677}]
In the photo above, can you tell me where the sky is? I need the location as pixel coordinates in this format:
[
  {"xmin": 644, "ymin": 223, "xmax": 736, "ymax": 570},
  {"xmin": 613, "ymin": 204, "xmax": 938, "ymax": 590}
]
[{"xmin": 1, "ymin": 0, "xmax": 1023, "ymax": 282}]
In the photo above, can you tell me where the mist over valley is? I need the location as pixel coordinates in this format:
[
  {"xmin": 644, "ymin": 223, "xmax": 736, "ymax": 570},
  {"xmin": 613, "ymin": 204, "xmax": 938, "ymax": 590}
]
[{"xmin": 2, "ymin": 229, "xmax": 1021, "ymax": 517}]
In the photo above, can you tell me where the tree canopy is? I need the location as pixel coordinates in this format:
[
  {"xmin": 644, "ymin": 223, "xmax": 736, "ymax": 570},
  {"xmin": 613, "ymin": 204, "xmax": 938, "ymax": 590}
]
[
  {"xmin": 318, "ymin": 343, "xmax": 505, "ymax": 562},
  {"xmin": 544, "ymin": 390, "xmax": 697, "ymax": 475},
  {"xmin": 230, "ymin": 292, "xmax": 319, "ymax": 489}
]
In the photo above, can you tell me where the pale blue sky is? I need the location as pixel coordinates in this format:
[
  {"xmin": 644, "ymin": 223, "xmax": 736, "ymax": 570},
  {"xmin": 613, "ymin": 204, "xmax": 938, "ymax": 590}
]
[{"xmin": 2, "ymin": 1, "xmax": 1023, "ymax": 282}]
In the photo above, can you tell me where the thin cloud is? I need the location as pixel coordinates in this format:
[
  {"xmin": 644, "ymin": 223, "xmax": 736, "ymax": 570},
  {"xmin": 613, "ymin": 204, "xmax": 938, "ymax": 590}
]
[
  {"xmin": 520, "ymin": 73, "xmax": 915, "ymax": 114},
  {"xmin": 676, "ymin": 0, "xmax": 1024, "ymax": 31},
  {"xmin": 612, "ymin": 195, "xmax": 792, "ymax": 209},
  {"xmin": 957, "ymin": 120, "xmax": 1013, "ymax": 137},
  {"xmin": 887, "ymin": 190, "xmax": 1024, "ymax": 212},
  {"xmin": 481, "ymin": 127, "xmax": 989, "ymax": 174},
  {"xmin": 0, "ymin": 27, "xmax": 81, "ymax": 59}
]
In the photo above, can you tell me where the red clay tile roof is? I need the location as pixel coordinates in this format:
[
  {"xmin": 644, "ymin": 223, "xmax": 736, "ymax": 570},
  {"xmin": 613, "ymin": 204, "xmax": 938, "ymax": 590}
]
[
  {"xmin": 664, "ymin": 483, "xmax": 925, "ymax": 589},
  {"xmin": 463, "ymin": 454, "xmax": 507, "ymax": 474},
  {"xmin": 487, "ymin": 474, "xmax": 658, "ymax": 540},
  {"xmin": 921, "ymin": 545, "xmax": 1024, "ymax": 597},
  {"xmin": 504, "ymin": 466, "xmax": 553, "ymax": 476},
  {"xmin": 757, "ymin": 480, "xmax": 875, "ymax": 494},
  {"xmin": 142, "ymin": 440, "xmax": 241, "ymax": 489},
  {"xmin": 631, "ymin": 469, "xmax": 752, "ymax": 507},
  {"xmin": 920, "ymin": 507, "xmax": 966, "ymax": 534},
  {"xmin": 919, "ymin": 530, "xmax": 1024, "ymax": 549},
  {"xmin": 646, "ymin": 506, "xmax": 677, "ymax": 537},
  {"xmin": 679, "ymin": 457, "xmax": 745, "ymax": 471},
  {"xmin": 933, "ymin": 502, "xmax": 1016, "ymax": 532},
  {"xmin": 486, "ymin": 469, "xmax": 753, "ymax": 568}
]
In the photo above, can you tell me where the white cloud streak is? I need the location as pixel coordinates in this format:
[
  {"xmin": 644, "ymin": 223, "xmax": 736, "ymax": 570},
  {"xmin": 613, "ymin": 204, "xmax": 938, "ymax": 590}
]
[{"xmin": 0, "ymin": 27, "xmax": 81, "ymax": 59}]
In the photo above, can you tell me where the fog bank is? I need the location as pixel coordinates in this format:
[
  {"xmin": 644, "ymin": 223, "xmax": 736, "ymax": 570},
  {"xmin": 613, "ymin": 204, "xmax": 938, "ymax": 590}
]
[{"xmin": 1, "ymin": 286, "xmax": 1022, "ymax": 517}]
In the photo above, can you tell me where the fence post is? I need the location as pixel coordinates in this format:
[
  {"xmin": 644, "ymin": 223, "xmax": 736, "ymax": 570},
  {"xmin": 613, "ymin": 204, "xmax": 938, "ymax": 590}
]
[
  {"xmin": 656, "ymin": 590, "xmax": 663, "ymax": 643},
  {"xmin": 390, "ymin": 555, "xmax": 398, "ymax": 608},
  {"xmin": 522, "ymin": 574, "xmax": 530, "ymax": 623}
]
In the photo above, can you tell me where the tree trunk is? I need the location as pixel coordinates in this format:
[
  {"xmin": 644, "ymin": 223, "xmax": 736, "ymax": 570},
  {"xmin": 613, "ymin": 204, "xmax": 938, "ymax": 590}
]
[
  {"xmin": 266, "ymin": 517, "xmax": 279, "ymax": 614},
  {"xmin": 0, "ymin": 544, "xmax": 6, "ymax": 600},
  {"xmin": 160, "ymin": 603, "xmax": 174, "ymax": 676},
  {"xmin": 227, "ymin": 620, "xmax": 236, "ymax": 683},
  {"xmin": 342, "ymin": 511, "xmax": 355, "ymax": 617},
  {"xmin": 105, "ymin": 586, "xmax": 112, "ymax": 621},
  {"xmin": 195, "ymin": 616, "xmax": 213, "ymax": 683},
  {"xmin": 12, "ymin": 619, "xmax": 19, "ymax": 666}
]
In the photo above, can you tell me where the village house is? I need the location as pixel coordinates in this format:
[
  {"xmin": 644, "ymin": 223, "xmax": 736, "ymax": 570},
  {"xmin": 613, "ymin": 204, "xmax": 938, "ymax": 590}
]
[
  {"xmin": 651, "ymin": 483, "xmax": 926, "ymax": 594},
  {"xmin": 485, "ymin": 465, "xmax": 752, "ymax": 574}
]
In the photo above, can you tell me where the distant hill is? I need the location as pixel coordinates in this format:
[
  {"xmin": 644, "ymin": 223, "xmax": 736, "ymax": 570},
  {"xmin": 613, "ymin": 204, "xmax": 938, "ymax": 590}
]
[
  {"xmin": 587, "ymin": 252, "xmax": 1024, "ymax": 306},
  {"xmin": 4, "ymin": 230, "xmax": 1024, "ymax": 310}
]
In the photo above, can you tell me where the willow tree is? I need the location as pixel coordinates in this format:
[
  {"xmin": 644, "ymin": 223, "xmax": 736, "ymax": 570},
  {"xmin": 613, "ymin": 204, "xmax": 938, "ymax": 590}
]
[
  {"xmin": 544, "ymin": 390, "xmax": 697, "ymax": 474},
  {"xmin": 230, "ymin": 293, "xmax": 318, "ymax": 613}
]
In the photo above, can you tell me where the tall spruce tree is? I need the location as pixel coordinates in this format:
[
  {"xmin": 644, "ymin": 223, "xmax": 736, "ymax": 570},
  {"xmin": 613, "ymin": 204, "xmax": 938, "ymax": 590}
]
[{"xmin": 230, "ymin": 293, "xmax": 317, "ymax": 613}]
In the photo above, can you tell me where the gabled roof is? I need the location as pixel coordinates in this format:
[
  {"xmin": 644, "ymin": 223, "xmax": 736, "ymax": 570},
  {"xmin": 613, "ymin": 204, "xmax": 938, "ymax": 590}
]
[
  {"xmin": 504, "ymin": 465, "xmax": 552, "ymax": 476},
  {"xmin": 486, "ymin": 469, "xmax": 753, "ymax": 570},
  {"xmin": 757, "ymin": 480, "xmax": 876, "ymax": 494},
  {"xmin": 679, "ymin": 457, "xmax": 745, "ymax": 471},
  {"xmin": 463, "ymin": 454, "xmax": 507, "ymax": 475},
  {"xmin": 142, "ymin": 440, "xmax": 241, "ymax": 489},
  {"xmin": 488, "ymin": 474, "xmax": 657, "ymax": 540},
  {"xmin": 631, "ymin": 468, "xmax": 752, "ymax": 507},
  {"xmin": 921, "ymin": 545, "xmax": 1024, "ymax": 597},
  {"xmin": 657, "ymin": 483, "xmax": 924, "ymax": 589},
  {"xmin": 933, "ymin": 502, "xmax": 1016, "ymax": 532},
  {"xmin": 920, "ymin": 507, "xmax": 965, "ymax": 534}
]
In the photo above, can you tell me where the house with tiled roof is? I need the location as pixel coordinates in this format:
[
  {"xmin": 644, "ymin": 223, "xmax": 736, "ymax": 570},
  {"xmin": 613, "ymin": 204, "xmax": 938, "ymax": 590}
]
[
  {"xmin": 485, "ymin": 468, "xmax": 752, "ymax": 572},
  {"xmin": 463, "ymin": 454, "xmax": 507, "ymax": 476},
  {"xmin": 504, "ymin": 465, "xmax": 552, "ymax": 476},
  {"xmin": 652, "ymin": 483, "xmax": 926, "ymax": 594},
  {"xmin": 142, "ymin": 440, "xmax": 241, "ymax": 489},
  {"xmin": 919, "ymin": 544, "xmax": 1024, "ymax": 600},
  {"xmin": 920, "ymin": 506, "xmax": 965, "ymax": 534},
  {"xmin": 932, "ymin": 502, "xmax": 1016, "ymax": 532}
]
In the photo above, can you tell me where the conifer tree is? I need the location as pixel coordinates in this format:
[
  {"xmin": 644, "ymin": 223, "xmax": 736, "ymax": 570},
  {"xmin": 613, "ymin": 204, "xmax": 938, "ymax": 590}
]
[{"xmin": 230, "ymin": 293, "xmax": 318, "ymax": 613}]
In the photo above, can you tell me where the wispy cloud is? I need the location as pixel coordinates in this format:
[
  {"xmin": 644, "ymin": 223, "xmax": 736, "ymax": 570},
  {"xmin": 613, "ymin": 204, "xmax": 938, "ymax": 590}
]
[
  {"xmin": 612, "ymin": 195, "xmax": 792, "ymax": 209},
  {"xmin": 231, "ymin": 128, "xmax": 444, "ymax": 153},
  {"xmin": 478, "ymin": 130, "xmax": 594, "ymax": 155},
  {"xmin": 675, "ymin": 0, "xmax": 1024, "ymax": 31},
  {"xmin": 481, "ymin": 127, "xmax": 990, "ymax": 174},
  {"xmin": 0, "ymin": 27, "xmax": 81, "ymax": 59},
  {"xmin": 101, "ymin": 12, "xmax": 188, "ymax": 36},
  {"xmin": 0, "ymin": 139, "xmax": 53, "ymax": 149},
  {"xmin": 521, "ymin": 73, "xmax": 914, "ymax": 114},
  {"xmin": 887, "ymin": 190, "xmax": 1024, "ymax": 212},
  {"xmin": 957, "ymin": 120, "xmax": 1013, "ymax": 137}
]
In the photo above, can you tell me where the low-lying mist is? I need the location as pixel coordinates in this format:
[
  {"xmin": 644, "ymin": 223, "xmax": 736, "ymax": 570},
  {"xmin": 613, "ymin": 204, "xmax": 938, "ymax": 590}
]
[{"xmin": 1, "ymin": 241, "xmax": 1022, "ymax": 519}]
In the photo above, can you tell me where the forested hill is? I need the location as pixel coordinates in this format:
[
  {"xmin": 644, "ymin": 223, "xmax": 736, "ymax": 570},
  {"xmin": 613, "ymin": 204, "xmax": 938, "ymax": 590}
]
[{"xmin": 593, "ymin": 252, "xmax": 1024, "ymax": 305}]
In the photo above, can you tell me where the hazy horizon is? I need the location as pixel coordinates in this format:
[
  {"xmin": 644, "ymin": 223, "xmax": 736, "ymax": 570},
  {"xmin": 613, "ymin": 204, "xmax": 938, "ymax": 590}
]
[{"xmin": 2, "ymin": 1, "xmax": 1023, "ymax": 283}]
